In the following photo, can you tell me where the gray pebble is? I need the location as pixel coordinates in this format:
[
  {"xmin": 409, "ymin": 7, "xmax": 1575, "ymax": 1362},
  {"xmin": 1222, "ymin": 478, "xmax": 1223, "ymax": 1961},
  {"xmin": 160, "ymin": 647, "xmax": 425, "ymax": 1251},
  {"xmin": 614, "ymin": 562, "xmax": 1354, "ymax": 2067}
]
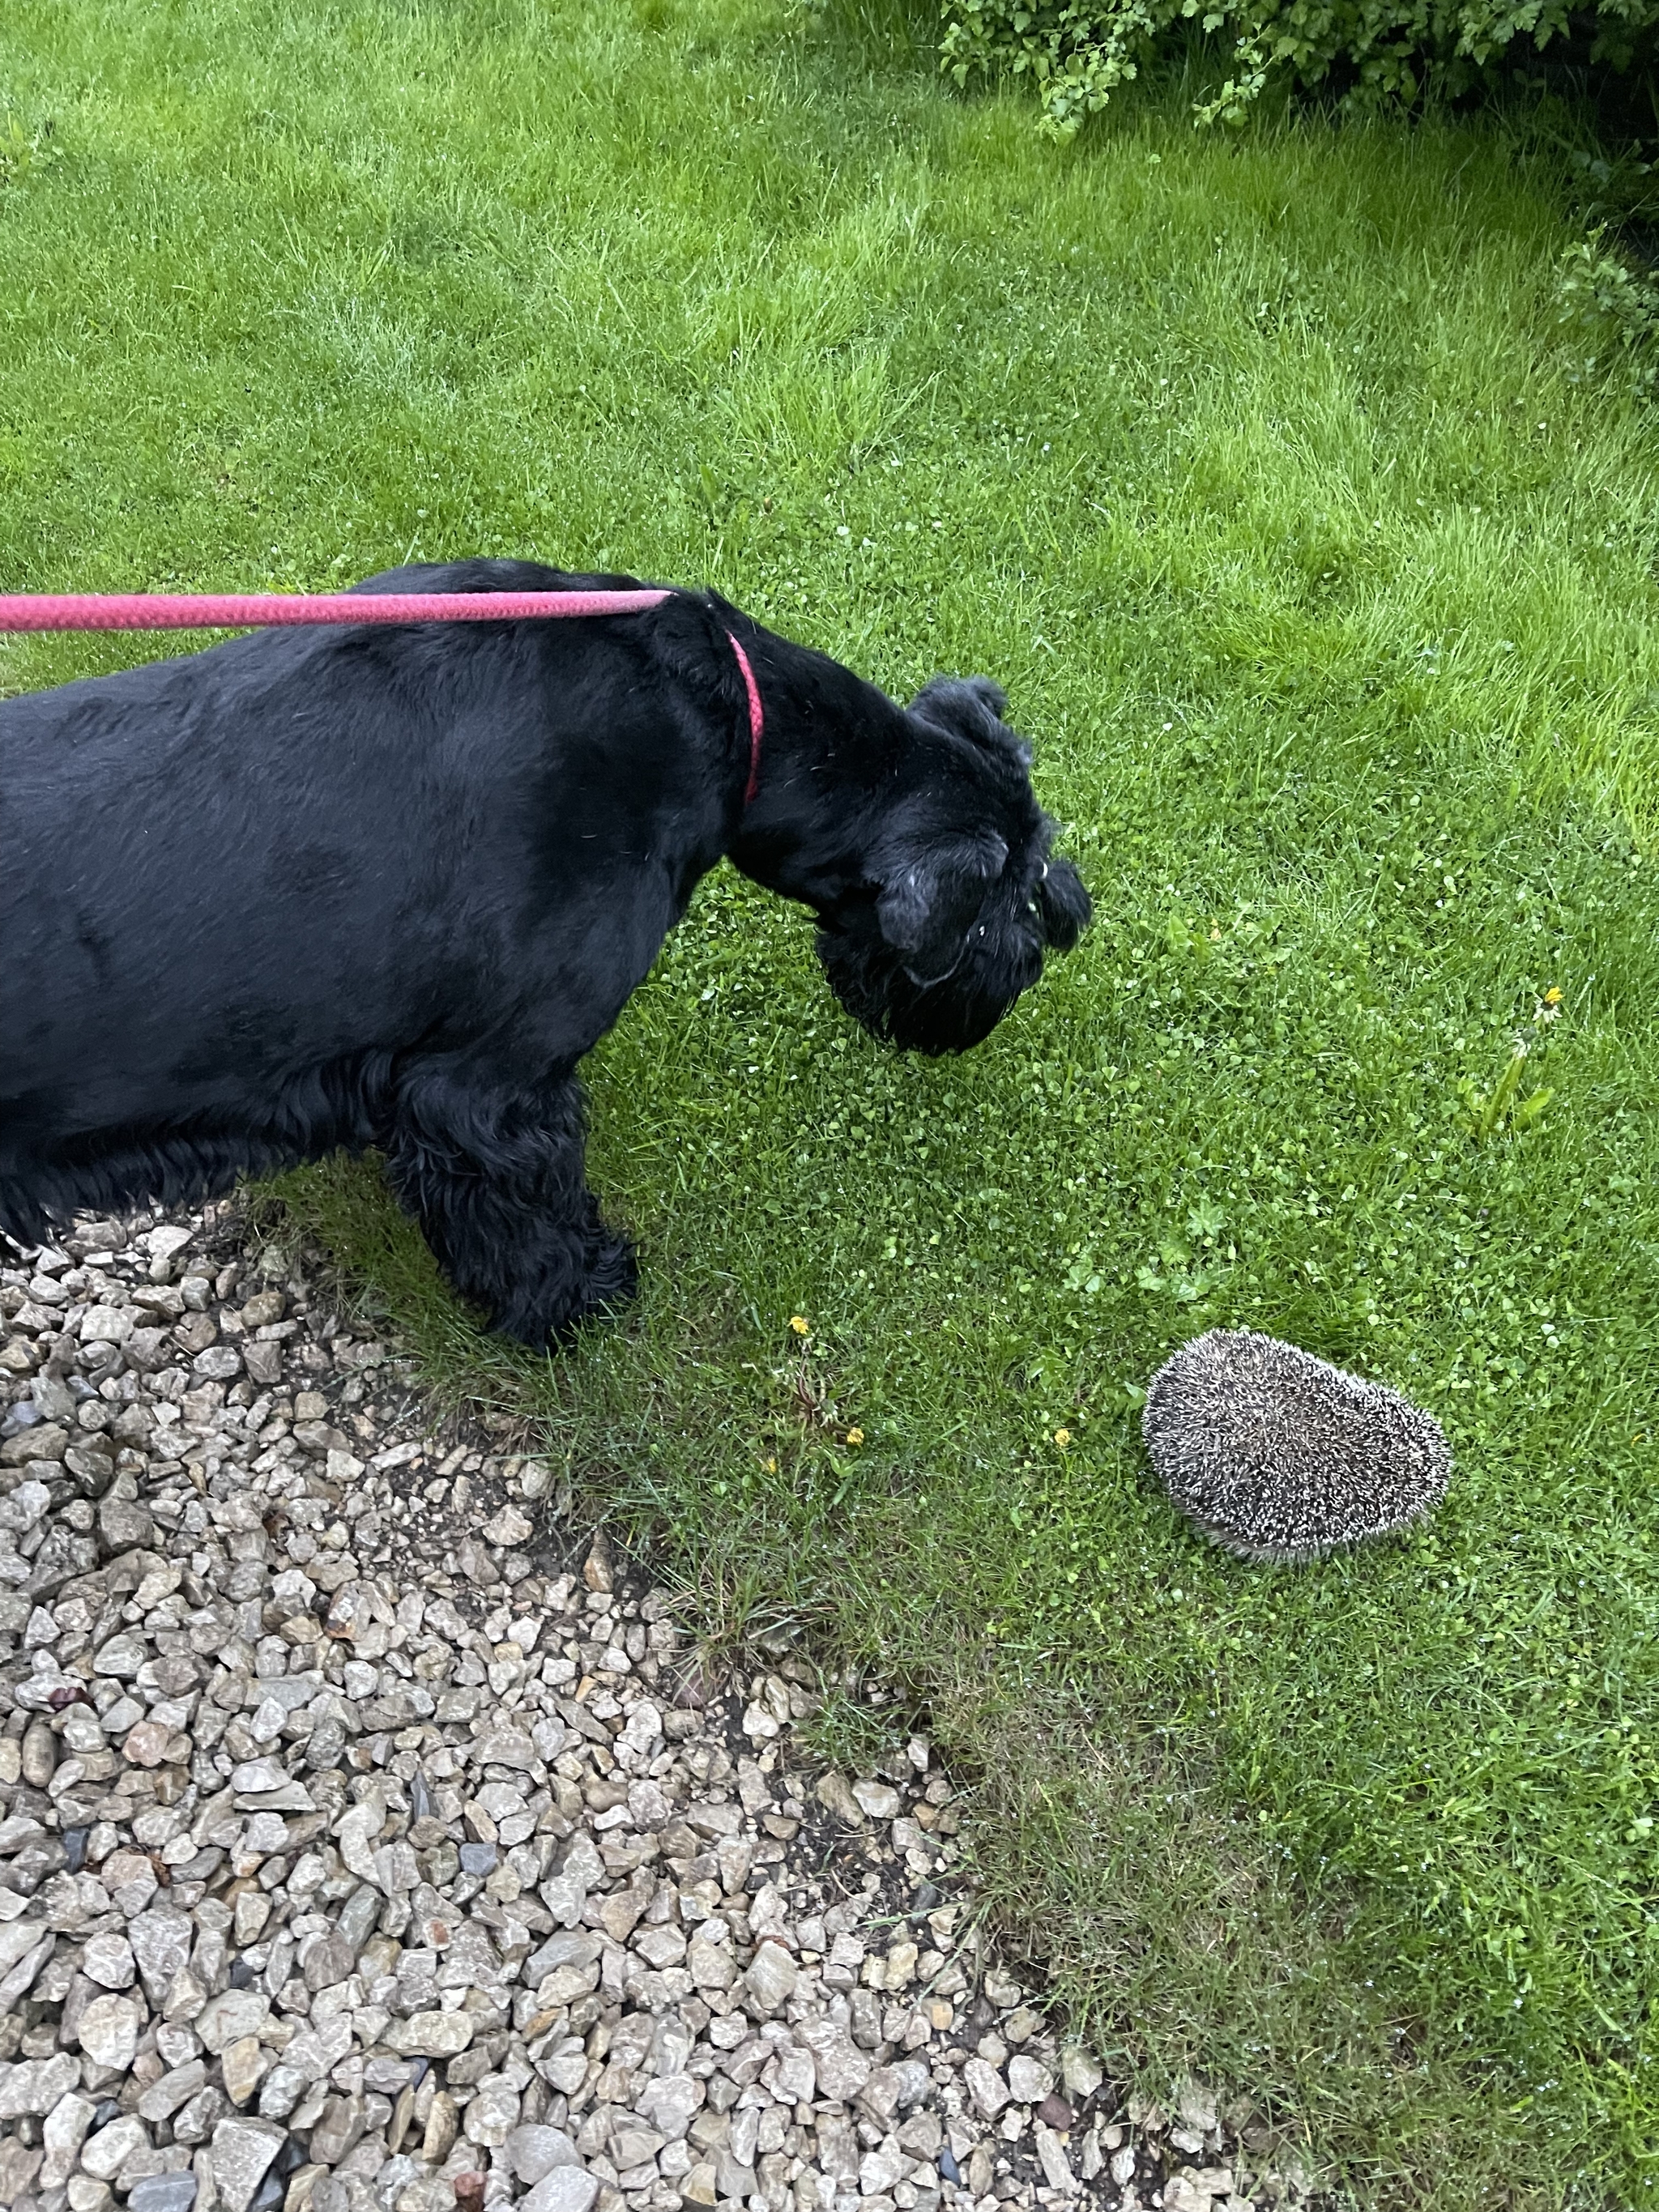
[{"xmin": 127, "ymin": 2177, "xmax": 199, "ymax": 2212}]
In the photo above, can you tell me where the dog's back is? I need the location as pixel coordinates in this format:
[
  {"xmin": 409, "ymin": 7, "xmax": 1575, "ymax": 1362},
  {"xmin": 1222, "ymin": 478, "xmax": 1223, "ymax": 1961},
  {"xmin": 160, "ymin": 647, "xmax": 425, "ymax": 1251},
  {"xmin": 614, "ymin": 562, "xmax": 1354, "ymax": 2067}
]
[{"xmin": 0, "ymin": 562, "xmax": 741, "ymax": 1245}]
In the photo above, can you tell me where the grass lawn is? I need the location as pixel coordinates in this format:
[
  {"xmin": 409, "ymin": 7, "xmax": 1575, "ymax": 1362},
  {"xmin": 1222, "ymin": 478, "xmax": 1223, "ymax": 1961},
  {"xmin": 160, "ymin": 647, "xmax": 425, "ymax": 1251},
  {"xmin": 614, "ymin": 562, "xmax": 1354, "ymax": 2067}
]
[{"xmin": 6, "ymin": 1, "xmax": 1659, "ymax": 2198}]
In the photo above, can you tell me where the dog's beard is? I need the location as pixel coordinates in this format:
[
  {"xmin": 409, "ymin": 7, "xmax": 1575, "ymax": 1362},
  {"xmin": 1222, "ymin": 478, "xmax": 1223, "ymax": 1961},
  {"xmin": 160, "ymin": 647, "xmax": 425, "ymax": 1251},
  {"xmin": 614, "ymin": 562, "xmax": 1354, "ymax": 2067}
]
[{"xmin": 814, "ymin": 905, "xmax": 1043, "ymax": 1055}]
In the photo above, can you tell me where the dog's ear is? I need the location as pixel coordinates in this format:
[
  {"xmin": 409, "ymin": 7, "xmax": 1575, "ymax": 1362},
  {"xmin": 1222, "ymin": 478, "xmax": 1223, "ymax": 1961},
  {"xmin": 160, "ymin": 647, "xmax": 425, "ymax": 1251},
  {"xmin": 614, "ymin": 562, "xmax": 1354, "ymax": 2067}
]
[
  {"xmin": 908, "ymin": 676, "xmax": 1021, "ymax": 755},
  {"xmin": 1036, "ymin": 855, "xmax": 1091, "ymax": 951},
  {"xmin": 876, "ymin": 834, "xmax": 1009, "ymax": 987}
]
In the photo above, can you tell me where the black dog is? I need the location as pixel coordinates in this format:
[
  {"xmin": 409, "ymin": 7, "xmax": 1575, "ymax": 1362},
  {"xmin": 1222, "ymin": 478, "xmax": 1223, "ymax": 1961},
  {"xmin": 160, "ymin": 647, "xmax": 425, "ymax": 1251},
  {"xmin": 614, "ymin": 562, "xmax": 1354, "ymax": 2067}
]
[{"xmin": 1, "ymin": 561, "xmax": 1089, "ymax": 1344}]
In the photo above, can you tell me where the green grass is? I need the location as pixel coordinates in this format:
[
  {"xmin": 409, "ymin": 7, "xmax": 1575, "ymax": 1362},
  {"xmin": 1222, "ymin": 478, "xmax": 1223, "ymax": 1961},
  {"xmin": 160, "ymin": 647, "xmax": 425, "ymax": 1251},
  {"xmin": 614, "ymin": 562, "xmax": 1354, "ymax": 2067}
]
[{"xmin": 6, "ymin": 2, "xmax": 1659, "ymax": 2198}]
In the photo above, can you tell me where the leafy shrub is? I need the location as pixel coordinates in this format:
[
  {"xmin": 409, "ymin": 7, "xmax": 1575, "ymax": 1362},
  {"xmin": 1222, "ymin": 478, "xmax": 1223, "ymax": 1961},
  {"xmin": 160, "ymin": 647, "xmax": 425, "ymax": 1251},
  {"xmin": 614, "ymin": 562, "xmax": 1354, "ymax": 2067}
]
[
  {"xmin": 937, "ymin": 0, "xmax": 1659, "ymax": 135},
  {"xmin": 1553, "ymin": 222, "xmax": 1659, "ymax": 389}
]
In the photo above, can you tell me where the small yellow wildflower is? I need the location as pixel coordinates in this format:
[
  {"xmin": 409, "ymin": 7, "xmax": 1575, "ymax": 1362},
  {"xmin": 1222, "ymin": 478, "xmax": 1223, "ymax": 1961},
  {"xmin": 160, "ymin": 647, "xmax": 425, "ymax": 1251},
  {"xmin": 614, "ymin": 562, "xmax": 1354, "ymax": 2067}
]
[
  {"xmin": 1544, "ymin": 986, "xmax": 1563, "ymax": 1004},
  {"xmin": 846, "ymin": 1427, "xmax": 864, "ymax": 1447},
  {"xmin": 1054, "ymin": 1428, "xmax": 1071, "ymax": 1448},
  {"xmin": 789, "ymin": 1315, "xmax": 810, "ymax": 1336},
  {"xmin": 764, "ymin": 1456, "xmax": 778, "ymax": 1473}
]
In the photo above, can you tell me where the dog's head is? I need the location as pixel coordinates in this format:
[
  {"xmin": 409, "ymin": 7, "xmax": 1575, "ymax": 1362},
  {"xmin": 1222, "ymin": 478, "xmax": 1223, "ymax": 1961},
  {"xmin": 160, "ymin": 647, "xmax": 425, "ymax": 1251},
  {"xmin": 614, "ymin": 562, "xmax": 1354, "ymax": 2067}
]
[{"xmin": 814, "ymin": 676, "xmax": 1090, "ymax": 1055}]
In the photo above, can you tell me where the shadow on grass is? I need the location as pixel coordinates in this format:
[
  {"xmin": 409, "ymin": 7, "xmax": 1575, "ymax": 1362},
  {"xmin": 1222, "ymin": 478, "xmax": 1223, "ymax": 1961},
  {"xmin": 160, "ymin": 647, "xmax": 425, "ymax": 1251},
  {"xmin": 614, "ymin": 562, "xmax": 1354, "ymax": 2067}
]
[{"xmin": 947, "ymin": 1677, "xmax": 1528, "ymax": 2202}]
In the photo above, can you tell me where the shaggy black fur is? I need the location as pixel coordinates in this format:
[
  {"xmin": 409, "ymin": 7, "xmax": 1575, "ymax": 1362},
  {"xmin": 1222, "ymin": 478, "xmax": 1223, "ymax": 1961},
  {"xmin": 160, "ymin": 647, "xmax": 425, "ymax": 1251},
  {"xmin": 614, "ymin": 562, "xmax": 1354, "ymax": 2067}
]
[{"xmin": 1, "ymin": 560, "xmax": 1089, "ymax": 1344}]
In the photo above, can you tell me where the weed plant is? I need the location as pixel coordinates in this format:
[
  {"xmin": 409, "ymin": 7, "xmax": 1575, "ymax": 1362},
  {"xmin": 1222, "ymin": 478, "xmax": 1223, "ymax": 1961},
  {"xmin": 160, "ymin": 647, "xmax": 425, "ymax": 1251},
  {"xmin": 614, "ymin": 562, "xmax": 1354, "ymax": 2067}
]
[{"xmin": 5, "ymin": 1, "xmax": 1659, "ymax": 2198}]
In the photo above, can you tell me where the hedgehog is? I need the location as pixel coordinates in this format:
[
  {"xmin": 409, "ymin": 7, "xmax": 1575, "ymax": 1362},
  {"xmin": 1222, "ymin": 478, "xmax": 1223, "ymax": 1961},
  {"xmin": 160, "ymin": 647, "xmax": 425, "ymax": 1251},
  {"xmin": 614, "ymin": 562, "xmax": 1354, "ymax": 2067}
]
[{"xmin": 1141, "ymin": 1328, "xmax": 1450, "ymax": 1563}]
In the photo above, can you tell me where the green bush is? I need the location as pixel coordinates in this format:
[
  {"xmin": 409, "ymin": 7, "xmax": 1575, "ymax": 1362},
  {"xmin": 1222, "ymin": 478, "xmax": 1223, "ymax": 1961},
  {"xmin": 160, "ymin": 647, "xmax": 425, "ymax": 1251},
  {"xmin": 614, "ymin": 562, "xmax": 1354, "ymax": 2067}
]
[
  {"xmin": 1553, "ymin": 222, "xmax": 1659, "ymax": 388},
  {"xmin": 938, "ymin": 0, "xmax": 1659, "ymax": 134}
]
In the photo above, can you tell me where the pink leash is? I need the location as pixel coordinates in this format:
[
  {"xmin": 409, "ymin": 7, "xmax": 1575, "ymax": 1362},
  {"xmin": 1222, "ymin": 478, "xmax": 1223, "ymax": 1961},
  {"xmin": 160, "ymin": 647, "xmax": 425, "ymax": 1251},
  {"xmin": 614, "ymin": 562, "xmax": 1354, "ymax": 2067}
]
[{"xmin": 0, "ymin": 586, "xmax": 766, "ymax": 805}]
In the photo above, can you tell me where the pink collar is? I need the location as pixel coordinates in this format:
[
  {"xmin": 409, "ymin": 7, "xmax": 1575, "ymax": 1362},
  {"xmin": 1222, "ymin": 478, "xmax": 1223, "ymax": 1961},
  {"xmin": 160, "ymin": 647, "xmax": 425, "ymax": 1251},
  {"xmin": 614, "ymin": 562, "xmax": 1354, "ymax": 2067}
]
[{"xmin": 723, "ymin": 629, "xmax": 764, "ymax": 806}]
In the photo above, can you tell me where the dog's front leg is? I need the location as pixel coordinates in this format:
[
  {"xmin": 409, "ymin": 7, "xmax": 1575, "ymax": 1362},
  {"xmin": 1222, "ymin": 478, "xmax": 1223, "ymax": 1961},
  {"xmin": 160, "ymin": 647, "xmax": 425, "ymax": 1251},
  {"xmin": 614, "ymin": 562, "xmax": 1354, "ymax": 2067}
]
[{"xmin": 382, "ymin": 1068, "xmax": 636, "ymax": 1347}]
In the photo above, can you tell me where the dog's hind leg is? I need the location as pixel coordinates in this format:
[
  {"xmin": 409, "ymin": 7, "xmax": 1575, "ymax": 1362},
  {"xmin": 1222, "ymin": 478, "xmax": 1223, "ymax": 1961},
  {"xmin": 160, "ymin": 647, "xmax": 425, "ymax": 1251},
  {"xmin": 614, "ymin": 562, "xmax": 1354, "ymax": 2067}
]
[{"xmin": 382, "ymin": 1069, "xmax": 637, "ymax": 1348}]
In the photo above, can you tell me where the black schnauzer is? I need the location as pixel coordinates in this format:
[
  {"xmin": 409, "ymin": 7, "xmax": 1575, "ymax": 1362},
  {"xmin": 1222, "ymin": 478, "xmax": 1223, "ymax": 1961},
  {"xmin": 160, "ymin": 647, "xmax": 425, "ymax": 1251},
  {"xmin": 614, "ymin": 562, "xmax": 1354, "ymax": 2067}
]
[{"xmin": 1, "ymin": 560, "xmax": 1090, "ymax": 1344}]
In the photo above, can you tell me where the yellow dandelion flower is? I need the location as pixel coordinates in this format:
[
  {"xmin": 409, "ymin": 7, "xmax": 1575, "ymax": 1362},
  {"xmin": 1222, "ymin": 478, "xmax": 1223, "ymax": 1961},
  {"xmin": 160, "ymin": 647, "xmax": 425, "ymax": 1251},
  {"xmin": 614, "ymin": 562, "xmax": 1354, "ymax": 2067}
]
[
  {"xmin": 764, "ymin": 1455, "xmax": 778, "ymax": 1474},
  {"xmin": 789, "ymin": 1315, "xmax": 810, "ymax": 1336},
  {"xmin": 1054, "ymin": 1428, "xmax": 1071, "ymax": 1448},
  {"xmin": 1544, "ymin": 986, "xmax": 1563, "ymax": 1005},
  {"xmin": 846, "ymin": 1427, "xmax": 864, "ymax": 1447}
]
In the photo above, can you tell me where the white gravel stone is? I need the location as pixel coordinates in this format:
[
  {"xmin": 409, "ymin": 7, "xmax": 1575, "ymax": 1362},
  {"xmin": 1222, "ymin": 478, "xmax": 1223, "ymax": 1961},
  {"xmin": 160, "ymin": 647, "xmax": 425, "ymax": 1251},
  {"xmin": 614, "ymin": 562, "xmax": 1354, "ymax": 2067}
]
[
  {"xmin": 130, "ymin": 1911, "xmax": 193, "ymax": 2004},
  {"xmin": 195, "ymin": 1990, "xmax": 271, "ymax": 2053},
  {"xmin": 506, "ymin": 2125, "xmax": 582, "ymax": 2184},
  {"xmin": 481, "ymin": 1502, "xmax": 534, "ymax": 1548},
  {"xmin": 521, "ymin": 2171, "xmax": 600, "ymax": 2212},
  {"xmin": 76, "ymin": 1992, "xmax": 141, "ymax": 2069},
  {"xmin": 635, "ymin": 2073, "xmax": 702, "ymax": 2141},
  {"xmin": 463, "ymin": 2073, "xmax": 520, "ymax": 2146},
  {"xmin": 139, "ymin": 2061, "xmax": 209, "ymax": 2125},
  {"xmin": 80, "ymin": 2115, "xmax": 150, "ymax": 2182},
  {"xmin": 208, "ymin": 2115, "xmax": 286, "ymax": 2212},
  {"xmin": 0, "ymin": 2052, "xmax": 80, "ymax": 2118},
  {"xmin": 387, "ymin": 2010, "xmax": 476, "ymax": 2057},
  {"xmin": 220, "ymin": 2035, "xmax": 270, "ymax": 2108},
  {"xmin": 81, "ymin": 1933, "xmax": 138, "ymax": 1989},
  {"xmin": 964, "ymin": 2056, "xmax": 1011, "ymax": 2119},
  {"xmin": 742, "ymin": 1937, "xmax": 799, "ymax": 2016},
  {"xmin": 1035, "ymin": 2122, "xmax": 1076, "ymax": 2190},
  {"xmin": 127, "ymin": 2177, "xmax": 199, "ymax": 2212},
  {"xmin": 798, "ymin": 2018, "xmax": 872, "ymax": 2100},
  {"xmin": 41, "ymin": 2089, "xmax": 98, "ymax": 2189},
  {"xmin": 80, "ymin": 1306, "xmax": 133, "ymax": 1344},
  {"xmin": 1008, "ymin": 2052, "xmax": 1053, "ymax": 2103},
  {"xmin": 851, "ymin": 1777, "xmax": 902, "ymax": 1818},
  {"xmin": 1178, "ymin": 2076, "xmax": 1222, "ymax": 2133},
  {"xmin": 1165, "ymin": 2176, "xmax": 1216, "ymax": 2212}
]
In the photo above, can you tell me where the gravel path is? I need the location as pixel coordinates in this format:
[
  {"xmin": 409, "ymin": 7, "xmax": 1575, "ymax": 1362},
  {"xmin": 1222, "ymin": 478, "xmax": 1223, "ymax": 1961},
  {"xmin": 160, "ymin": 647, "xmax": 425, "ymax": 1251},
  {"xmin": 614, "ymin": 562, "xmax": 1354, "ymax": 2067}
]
[{"xmin": 0, "ymin": 1204, "xmax": 1296, "ymax": 2212}]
